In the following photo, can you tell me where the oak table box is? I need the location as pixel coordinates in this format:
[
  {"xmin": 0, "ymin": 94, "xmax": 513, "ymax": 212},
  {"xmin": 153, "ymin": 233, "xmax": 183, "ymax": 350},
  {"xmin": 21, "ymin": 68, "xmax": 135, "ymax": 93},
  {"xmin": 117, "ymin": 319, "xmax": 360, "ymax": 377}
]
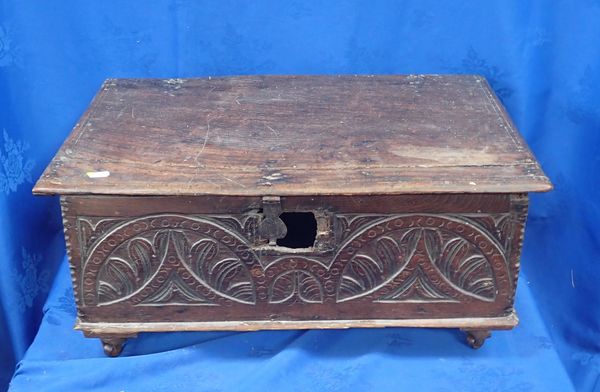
[{"xmin": 34, "ymin": 75, "xmax": 551, "ymax": 356}]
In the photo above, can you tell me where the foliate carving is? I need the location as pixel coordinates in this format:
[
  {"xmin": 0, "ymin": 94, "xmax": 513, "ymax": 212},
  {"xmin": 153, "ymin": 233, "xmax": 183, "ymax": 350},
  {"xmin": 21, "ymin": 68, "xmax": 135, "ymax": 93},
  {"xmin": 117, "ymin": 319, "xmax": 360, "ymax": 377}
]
[
  {"xmin": 460, "ymin": 214, "xmax": 513, "ymax": 253},
  {"xmin": 334, "ymin": 215, "xmax": 505, "ymax": 303},
  {"xmin": 76, "ymin": 214, "xmax": 260, "ymax": 265},
  {"xmin": 96, "ymin": 235, "xmax": 160, "ymax": 304},
  {"xmin": 82, "ymin": 215, "xmax": 259, "ymax": 306},
  {"xmin": 336, "ymin": 215, "xmax": 387, "ymax": 244},
  {"xmin": 377, "ymin": 266, "xmax": 457, "ymax": 303},
  {"xmin": 76, "ymin": 212, "xmax": 517, "ymax": 309},
  {"xmin": 77, "ymin": 217, "xmax": 126, "ymax": 261},
  {"xmin": 422, "ymin": 229, "xmax": 495, "ymax": 300},
  {"xmin": 269, "ymin": 270, "xmax": 323, "ymax": 304},
  {"xmin": 140, "ymin": 272, "xmax": 214, "ymax": 306},
  {"xmin": 338, "ymin": 234, "xmax": 417, "ymax": 301},
  {"xmin": 211, "ymin": 215, "xmax": 259, "ymax": 242}
]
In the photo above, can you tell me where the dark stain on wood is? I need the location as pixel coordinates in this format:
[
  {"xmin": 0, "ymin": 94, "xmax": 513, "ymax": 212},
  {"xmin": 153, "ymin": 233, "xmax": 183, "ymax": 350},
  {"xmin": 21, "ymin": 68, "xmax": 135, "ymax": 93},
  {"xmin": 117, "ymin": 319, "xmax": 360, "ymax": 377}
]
[
  {"xmin": 34, "ymin": 75, "xmax": 551, "ymax": 355},
  {"xmin": 33, "ymin": 75, "xmax": 551, "ymax": 196}
]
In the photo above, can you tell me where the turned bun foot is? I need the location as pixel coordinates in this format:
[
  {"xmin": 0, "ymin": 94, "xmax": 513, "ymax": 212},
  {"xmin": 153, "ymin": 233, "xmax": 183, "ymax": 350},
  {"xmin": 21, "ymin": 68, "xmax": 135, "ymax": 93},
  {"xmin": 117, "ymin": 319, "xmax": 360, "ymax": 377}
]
[
  {"xmin": 462, "ymin": 329, "xmax": 491, "ymax": 349},
  {"xmin": 100, "ymin": 337, "xmax": 126, "ymax": 357},
  {"xmin": 83, "ymin": 331, "xmax": 137, "ymax": 357}
]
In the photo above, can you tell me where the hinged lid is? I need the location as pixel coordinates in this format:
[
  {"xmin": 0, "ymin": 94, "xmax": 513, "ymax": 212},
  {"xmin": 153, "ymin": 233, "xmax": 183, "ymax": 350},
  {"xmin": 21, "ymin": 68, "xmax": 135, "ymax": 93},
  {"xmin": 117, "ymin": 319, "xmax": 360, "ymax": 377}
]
[{"xmin": 33, "ymin": 75, "xmax": 551, "ymax": 196}]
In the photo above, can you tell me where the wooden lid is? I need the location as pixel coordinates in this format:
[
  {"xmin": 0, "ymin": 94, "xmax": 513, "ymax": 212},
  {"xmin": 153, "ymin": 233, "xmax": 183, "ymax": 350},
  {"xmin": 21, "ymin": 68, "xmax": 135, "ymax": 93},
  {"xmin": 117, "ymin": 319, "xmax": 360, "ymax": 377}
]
[{"xmin": 33, "ymin": 75, "xmax": 551, "ymax": 196}]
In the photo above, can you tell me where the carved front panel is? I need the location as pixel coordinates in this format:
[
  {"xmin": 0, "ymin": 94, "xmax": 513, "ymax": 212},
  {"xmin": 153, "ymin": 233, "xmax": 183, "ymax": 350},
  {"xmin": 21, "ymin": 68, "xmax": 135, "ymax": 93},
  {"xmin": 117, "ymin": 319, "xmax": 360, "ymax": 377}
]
[
  {"xmin": 63, "ymin": 194, "xmax": 526, "ymax": 321},
  {"xmin": 61, "ymin": 195, "xmax": 526, "ymax": 323},
  {"xmin": 78, "ymin": 214, "xmax": 260, "ymax": 307}
]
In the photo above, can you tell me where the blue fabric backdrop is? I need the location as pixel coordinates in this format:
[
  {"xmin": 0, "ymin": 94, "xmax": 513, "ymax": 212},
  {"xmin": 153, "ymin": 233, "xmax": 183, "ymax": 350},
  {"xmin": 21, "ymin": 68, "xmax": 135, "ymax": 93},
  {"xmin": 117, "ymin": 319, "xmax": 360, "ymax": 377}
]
[{"xmin": 1, "ymin": 1, "xmax": 598, "ymax": 391}]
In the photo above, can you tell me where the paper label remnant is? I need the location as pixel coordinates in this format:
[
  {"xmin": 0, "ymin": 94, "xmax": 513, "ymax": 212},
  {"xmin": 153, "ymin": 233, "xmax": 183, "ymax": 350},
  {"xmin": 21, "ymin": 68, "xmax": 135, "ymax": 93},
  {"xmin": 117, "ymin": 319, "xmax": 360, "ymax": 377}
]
[{"xmin": 86, "ymin": 171, "xmax": 110, "ymax": 179}]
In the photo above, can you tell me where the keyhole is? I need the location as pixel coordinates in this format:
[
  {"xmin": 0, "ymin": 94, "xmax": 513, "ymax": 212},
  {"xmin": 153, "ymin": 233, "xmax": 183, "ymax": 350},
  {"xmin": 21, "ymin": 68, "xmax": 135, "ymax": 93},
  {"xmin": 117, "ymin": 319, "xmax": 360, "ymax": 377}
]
[{"xmin": 276, "ymin": 212, "xmax": 317, "ymax": 248}]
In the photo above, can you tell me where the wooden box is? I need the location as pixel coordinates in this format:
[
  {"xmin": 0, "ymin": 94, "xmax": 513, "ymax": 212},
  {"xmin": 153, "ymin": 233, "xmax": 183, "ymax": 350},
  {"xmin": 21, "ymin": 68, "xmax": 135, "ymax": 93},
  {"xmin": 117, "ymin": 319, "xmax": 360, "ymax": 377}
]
[{"xmin": 34, "ymin": 75, "xmax": 551, "ymax": 356}]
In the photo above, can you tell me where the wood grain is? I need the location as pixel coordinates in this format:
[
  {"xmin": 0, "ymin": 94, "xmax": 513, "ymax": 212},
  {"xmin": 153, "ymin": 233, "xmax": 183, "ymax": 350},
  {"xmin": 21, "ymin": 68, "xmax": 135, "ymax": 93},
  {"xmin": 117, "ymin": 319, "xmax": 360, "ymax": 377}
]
[
  {"xmin": 33, "ymin": 75, "xmax": 551, "ymax": 196},
  {"xmin": 61, "ymin": 194, "xmax": 524, "ymax": 324},
  {"xmin": 64, "ymin": 194, "xmax": 512, "ymax": 215},
  {"xmin": 34, "ymin": 75, "xmax": 551, "ymax": 354},
  {"xmin": 76, "ymin": 312, "xmax": 518, "ymax": 334}
]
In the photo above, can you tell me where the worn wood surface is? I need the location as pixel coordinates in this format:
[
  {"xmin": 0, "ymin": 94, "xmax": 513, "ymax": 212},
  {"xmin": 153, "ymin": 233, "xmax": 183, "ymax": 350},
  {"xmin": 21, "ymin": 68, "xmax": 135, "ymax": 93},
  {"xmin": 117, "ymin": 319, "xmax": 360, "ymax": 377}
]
[
  {"xmin": 64, "ymin": 194, "xmax": 512, "ymax": 215},
  {"xmin": 34, "ymin": 75, "xmax": 551, "ymax": 196},
  {"xmin": 61, "ymin": 194, "xmax": 527, "ymax": 325},
  {"xmin": 76, "ymin": 312, "xmax": 518, "ymax": 334},
  {"xmin": 33, "ymin": 75, "xmax": 550, "ymax": 354}
]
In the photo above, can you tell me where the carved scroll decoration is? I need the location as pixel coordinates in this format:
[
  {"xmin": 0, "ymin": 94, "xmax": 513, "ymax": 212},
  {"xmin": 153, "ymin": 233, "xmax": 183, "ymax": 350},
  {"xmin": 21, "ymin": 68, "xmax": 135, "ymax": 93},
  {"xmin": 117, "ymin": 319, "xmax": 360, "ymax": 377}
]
[
  {"xmin": 77, "ymin": 213, "xmax": 514, "ymax": 307},
  {"xmin": 80, "ymin": 215, "xmax": 260, "ymax": 306},
  {"xmin": 333, "ymin": 214, "xmax": 509, "ymax": 303},
  {"xmin": 269, "ymin": 269, "xmax": 324, "ymax": 304}
]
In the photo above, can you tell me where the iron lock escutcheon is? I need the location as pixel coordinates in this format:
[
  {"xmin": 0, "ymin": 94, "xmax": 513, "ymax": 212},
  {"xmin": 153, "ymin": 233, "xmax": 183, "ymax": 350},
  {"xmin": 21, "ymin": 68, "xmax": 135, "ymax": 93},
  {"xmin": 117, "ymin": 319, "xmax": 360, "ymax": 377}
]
[
  {"xmin": 256, "ymin": 196, "xmax": 335, "ymax": 252},
  {"xmin": 258, "ymin": 196, "xmax": 287, "ymax": 245}
]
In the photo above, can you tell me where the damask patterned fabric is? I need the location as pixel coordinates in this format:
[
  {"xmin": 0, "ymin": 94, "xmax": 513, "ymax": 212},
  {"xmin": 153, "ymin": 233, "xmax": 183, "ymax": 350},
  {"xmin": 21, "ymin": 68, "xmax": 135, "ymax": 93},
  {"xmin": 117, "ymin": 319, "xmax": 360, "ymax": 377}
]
[
  {"xmin": 1, "ymin": 1, "xmax": 598, "ymax": 391},
  {"xmin": 10, "ymin": 258, "xmax": 574, "ymax": 391}
]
